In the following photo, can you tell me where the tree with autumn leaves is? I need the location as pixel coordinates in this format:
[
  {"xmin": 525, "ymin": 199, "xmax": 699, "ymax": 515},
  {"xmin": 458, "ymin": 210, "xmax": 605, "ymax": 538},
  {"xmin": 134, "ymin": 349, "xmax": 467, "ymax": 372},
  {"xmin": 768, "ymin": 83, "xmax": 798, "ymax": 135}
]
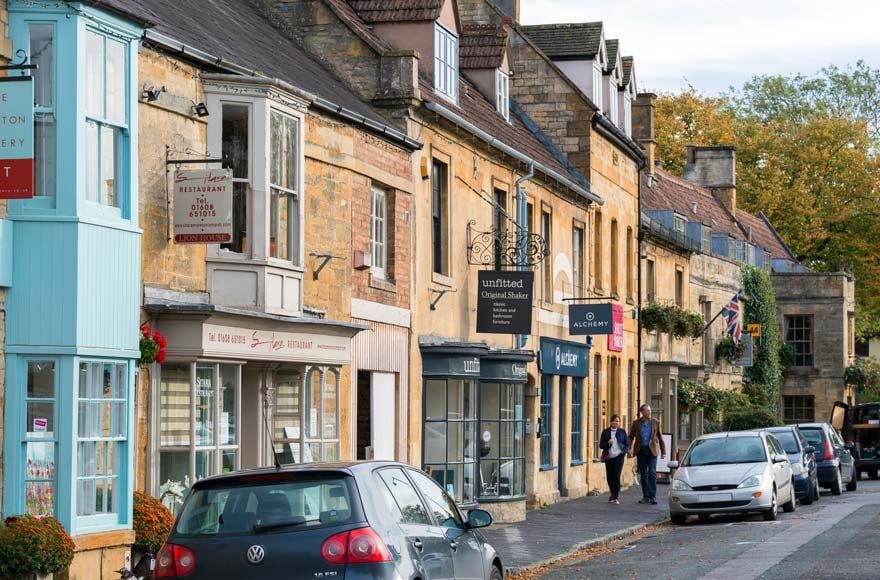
[{"xmin": 653, "ymin": 62, "xmax": 880, "ymax": 336}]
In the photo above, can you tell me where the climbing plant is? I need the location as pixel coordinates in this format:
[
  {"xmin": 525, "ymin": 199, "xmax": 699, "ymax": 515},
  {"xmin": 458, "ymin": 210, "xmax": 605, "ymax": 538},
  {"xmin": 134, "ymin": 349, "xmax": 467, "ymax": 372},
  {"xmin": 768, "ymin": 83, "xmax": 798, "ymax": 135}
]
[{"xmin": 741, "ymin": 265, "xmax": 783, "ymax": 414}]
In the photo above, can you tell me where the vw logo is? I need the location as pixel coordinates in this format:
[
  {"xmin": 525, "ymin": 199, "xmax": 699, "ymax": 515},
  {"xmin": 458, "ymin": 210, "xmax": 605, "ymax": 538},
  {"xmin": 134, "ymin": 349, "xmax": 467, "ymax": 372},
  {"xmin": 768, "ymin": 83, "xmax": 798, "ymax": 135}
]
[{"xmin": 246, "ymin": 545, "xmax": 266, "ymax": 565}]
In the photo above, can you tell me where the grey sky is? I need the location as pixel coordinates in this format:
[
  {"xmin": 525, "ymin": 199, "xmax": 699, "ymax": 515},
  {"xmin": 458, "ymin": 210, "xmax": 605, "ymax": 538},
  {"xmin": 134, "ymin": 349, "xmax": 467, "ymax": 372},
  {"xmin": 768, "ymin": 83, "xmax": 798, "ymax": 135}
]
[{"xmin": 520, "ymin": 0, "xmax": 880, "ymax": 95}]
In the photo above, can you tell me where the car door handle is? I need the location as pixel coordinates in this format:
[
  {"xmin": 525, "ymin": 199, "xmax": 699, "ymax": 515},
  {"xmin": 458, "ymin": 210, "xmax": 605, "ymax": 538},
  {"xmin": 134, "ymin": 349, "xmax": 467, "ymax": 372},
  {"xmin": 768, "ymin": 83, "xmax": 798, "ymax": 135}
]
[
  {"xmin": 449, "ymin": 540, "xmax": 458, "ymax": 552},
  {"xmin": 413, "ymin": 538, "xmax": 423, "ymax": 551}
]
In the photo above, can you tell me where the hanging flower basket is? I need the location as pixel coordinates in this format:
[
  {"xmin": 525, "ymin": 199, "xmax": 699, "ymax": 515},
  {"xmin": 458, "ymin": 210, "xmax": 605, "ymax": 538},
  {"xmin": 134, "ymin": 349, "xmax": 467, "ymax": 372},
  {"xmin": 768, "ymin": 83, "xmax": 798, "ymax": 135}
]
[
  {"xmin": 139, "ymin": 324, "xmax": 167, "ymax": 366},
  {"xmin": 716, "ymin": 336, "xmax": 746, "ymax": 365}
]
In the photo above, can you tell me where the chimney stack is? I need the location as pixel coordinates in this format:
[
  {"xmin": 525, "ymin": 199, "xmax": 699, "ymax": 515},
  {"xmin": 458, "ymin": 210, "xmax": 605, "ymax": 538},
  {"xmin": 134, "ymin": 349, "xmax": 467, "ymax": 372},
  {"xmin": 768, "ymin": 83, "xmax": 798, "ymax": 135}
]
[
  {"xmin": 489, "ymin": 0, "xmax": 520, "ymax": 21},
  {"xmin": 683, "ymin": 145, "xmax": 737, "ymax": 215},
  {"xmin": 632, "ymin": 92, "xmax": 656, "ymax": 172}
]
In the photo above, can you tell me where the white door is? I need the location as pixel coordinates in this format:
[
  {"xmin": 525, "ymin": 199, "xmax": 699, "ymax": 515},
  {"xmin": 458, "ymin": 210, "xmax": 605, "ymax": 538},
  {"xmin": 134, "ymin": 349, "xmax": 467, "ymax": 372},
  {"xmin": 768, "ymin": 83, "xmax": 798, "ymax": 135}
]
[{"xmin": 371, "ymin": 372, "xmax": 396, "ymax": 460}]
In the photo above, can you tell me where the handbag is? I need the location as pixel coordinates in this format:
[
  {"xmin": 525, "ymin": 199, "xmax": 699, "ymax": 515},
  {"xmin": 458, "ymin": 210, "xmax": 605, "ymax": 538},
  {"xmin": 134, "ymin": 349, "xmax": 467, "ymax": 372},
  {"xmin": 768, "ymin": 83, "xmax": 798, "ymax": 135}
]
[{"xmin": 600, "ymin": 449, "xmax": 609, "ymax": 462}]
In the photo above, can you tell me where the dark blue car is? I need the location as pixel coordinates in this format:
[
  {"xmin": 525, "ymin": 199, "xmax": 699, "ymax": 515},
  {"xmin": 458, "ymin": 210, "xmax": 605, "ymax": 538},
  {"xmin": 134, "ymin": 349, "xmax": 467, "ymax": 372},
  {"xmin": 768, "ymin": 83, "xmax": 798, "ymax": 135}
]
[
  {"xmin": 155, "ymin": 461, "xmax": 504, "ymax": 580},
  {"xmin": 797, "ymin": 422, "xmax": 857, "ymax": 495},
  {"xmin": 758, "ymin": 426, "xmax": 819, "ymax": 504}
]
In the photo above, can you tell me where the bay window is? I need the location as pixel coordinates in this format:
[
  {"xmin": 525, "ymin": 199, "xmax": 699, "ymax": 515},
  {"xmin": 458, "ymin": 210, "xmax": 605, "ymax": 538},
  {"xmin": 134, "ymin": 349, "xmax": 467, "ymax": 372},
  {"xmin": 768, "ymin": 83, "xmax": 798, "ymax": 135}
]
[
  {"xmin": 24, "ymin": 361, "xmax": 57, "ymax": 516},
  {"xmin": 423, "ymin": 378, "xmax": 477, "ymax": 503},
  {"xmin": 30, "ymin": 23, "xmax": 55, "ymax": 199},
  {"xmin": 478, "ymin": 382, "xmax": 524, "ymax": 498},
  {"xmin": 270, "ymin": 110, "xmax": 300, "ymax": 263},
  {"xmin": 221, "ymin": 103, "xmax": 250, "ymax": 254}
]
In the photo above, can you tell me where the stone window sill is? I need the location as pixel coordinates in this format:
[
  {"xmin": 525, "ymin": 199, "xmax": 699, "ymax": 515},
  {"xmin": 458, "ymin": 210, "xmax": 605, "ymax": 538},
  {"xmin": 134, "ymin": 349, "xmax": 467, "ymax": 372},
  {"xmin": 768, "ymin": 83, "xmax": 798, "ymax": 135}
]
[
  {"xmin": 432, "ymin": 272, "xmax": 454, "ymax": 288},
  {"xmin": 369, "ymin": 275, "xmax": 397, "ymax": 293},
  {"xmin": 74, "ymin": 529, "xmax": 136, "ymax": 551}
]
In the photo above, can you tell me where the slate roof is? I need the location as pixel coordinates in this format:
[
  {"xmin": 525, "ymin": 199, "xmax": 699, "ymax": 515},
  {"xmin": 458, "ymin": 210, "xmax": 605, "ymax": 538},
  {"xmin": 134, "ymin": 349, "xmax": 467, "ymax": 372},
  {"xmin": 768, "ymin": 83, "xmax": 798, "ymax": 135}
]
[
  {"xmin": 347, "ymin": 0, "xmax": 444, "ymax": 23},
  {"xmin": 460, "ymin": 23, "xmax": 508, "ymax": 69},
  {"xmin": 421, "ymin": 79, "xmax": 579, "ymax": 186},
  {"xmin": 110, "ymin": 0, "xmax": 388, "ymax": 124},
  {"xmin": 641, "ymin": 168, "xmax": 744, "ymax": 240},
  {"xmin": 520, "ymin": 22, "xmax": 604, "ymax": 60},
  {"xmin": 736, "ymin": 210, "xmax": 796, "ymax": 261},
  {"xmin": 604, "ymin": 39, "xmax": 619, "ymax": 73},
  {"xmin": 621, "ymin": 56, "xmax": 634, "ymax": 88},
  {"xmin": 82, "ymin": 0, "xmax": 158, "ymax": 25}
]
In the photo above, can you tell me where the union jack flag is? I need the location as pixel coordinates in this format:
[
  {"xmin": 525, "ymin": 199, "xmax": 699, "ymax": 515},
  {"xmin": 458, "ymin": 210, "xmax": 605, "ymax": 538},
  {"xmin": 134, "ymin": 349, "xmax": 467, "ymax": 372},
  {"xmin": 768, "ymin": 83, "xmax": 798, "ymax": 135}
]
[{"xmin": 721, "ymin": 289, "xmax": 744, "ymax": 343}]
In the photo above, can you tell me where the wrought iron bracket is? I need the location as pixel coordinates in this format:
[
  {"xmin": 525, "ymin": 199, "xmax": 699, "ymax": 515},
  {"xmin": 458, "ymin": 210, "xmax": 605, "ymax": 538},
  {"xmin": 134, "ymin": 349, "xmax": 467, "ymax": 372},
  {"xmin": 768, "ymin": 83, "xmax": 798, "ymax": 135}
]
[
  {"xmin": 310, "ymin": 253, "xmax": 343, "ymax": 280},
  {"xmin": 466, "ymin": 220, "xmax": 549, "ymax": 268},
  {"xmin": 430, "ymin": 288, "xmax": 457, "ymax": 310},
  {"xmin": 0, "ymin": 49, "xmax": 38, "ymax": 72}
]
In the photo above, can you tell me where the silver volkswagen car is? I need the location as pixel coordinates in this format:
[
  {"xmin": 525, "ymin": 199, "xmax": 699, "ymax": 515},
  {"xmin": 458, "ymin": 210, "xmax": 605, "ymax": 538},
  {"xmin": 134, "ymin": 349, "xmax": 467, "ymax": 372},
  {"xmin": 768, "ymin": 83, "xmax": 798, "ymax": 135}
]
[{"xmin": 667, "ymin": 431, "xmax": 796, "ymax": 524}]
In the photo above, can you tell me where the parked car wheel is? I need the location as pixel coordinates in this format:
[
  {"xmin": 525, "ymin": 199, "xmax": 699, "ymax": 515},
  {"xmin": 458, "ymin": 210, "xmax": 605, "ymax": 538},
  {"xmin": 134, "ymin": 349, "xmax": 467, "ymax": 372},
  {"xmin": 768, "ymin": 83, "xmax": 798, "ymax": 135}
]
[
  {"xmin": 490, "ymin": 566, "xmax": 503, "ymax": 580},
  {"xmin": 801, "ymin": 478, "xmax": 814, "ymax": 505},
  {"xmin": 846, "ymin": 469, "xmax": 858, "ymax": 492},
  {"xmin": 763, "ymin": 489, "xmax": 778, "ymax": 521},
  {"xmin": 830, "ymin": 469, "xmax": 843, "ymax": 495},
  {"xmin": 782, "ymin": 482, "xmax": 797, "ymax": 513},
  {"xmin": 671, "ymin": 514, "xmax": 687, "ymax": 525},
  {"xmin": 813, "ymin": 476, "xmax": 821, "ymax": 502}
]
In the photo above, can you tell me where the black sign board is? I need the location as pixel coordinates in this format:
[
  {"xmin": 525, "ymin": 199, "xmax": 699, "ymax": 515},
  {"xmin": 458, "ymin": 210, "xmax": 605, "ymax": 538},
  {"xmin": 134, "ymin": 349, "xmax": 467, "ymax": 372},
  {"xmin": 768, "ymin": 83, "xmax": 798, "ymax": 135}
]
[
  {"xmin": 569, "ymin": 303, "xmax": 614, "ymax": 335},
  {"xmin": 476, "ymin": 271, "xmax": 534, "ymax": 334}
]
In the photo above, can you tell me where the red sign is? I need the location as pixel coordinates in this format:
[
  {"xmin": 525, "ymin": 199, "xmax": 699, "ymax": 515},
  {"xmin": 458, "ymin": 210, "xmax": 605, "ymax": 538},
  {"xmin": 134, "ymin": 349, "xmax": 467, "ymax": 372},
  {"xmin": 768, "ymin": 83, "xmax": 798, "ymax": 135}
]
[
  {"xmin": 0, "ymin": 77, "xmax": 35, "ymax": 199},
  {"xmin": 607, "ymin": 303, "xmax": 624, "ymax": 352}
]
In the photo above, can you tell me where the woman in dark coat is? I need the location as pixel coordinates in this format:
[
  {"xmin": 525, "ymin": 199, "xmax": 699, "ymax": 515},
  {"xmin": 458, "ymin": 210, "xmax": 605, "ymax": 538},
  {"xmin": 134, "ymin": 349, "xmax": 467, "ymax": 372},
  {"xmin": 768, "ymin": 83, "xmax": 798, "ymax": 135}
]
[{"xmin": 599, "ymin": 414, "xmax": 630, "ymax": 504}]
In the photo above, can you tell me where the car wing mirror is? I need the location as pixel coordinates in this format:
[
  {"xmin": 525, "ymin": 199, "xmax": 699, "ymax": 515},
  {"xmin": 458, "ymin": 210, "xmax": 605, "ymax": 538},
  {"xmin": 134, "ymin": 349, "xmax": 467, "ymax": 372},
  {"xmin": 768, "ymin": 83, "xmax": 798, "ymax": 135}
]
[
  {"xmin": 466, "ymin": 508, "xmax": 493, "ymax": 529},
  {"xmin": 667, "ymin": 460, "xmax": 679, "ymax": 469},
  {"xmin": 772, "ymin": 454, "xmax": 787, "ymax": 464},
  {"xmin": 803, "ymin": 445, "xmax": 815, "ymax": 455}
]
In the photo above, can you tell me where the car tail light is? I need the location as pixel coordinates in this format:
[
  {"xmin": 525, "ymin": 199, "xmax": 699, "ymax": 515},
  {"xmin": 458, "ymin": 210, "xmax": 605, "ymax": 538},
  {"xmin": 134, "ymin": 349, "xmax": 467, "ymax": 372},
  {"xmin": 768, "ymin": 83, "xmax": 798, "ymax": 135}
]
[
  {"xmin": 823, "ymin": 439, "xmax": 835, "ymax": 461},
  {"xmin": 155, "ymin": 543, "xmax": 196, "ymax": 578},
  {"xmin": 321, "ymin": 527, "xmax": 392, "ymax": 565}
]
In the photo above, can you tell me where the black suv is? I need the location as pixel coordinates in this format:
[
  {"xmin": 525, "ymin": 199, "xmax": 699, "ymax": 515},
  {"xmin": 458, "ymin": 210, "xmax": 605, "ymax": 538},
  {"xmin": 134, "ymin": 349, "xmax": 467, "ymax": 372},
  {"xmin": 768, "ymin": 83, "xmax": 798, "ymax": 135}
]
[
  {"xmin": 155, "ymin": 461, "xmax": 504, "ymax": 580},
  {"xmin": 831, "ymin": 401, "xmax": 880, "ymax": 479}
]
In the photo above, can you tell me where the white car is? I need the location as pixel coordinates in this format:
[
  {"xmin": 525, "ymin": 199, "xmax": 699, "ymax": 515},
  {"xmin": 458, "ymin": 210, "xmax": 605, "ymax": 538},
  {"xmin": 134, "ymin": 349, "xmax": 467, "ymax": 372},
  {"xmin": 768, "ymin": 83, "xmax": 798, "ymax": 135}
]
[{"xmin": 668, "ymin": 431, "xmax": 796, "ymax": 524}]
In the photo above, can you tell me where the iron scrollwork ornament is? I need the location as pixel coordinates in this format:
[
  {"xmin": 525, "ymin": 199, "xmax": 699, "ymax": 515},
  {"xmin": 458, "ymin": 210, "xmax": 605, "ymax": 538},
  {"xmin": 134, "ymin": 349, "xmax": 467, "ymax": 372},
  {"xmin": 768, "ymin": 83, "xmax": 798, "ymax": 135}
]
[{"xmin": 467, "ymin": 220, "xmax": 549, "ymax": 268}]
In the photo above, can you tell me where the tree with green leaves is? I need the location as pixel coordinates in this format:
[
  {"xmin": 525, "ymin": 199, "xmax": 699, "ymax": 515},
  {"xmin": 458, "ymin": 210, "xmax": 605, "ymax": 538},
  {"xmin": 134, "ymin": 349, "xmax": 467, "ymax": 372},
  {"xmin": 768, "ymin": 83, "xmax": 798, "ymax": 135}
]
[{"xmin": 653, "ymin": 62, "xmax": 880, "ymax": 337}]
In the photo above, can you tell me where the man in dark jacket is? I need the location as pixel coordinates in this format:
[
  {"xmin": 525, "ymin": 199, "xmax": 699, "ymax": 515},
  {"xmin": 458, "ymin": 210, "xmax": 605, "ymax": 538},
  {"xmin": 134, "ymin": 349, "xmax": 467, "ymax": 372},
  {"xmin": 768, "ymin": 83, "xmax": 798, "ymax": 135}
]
[{"xmin": 628, "ymin": 404, "xmax": 666, "ymax": 504}]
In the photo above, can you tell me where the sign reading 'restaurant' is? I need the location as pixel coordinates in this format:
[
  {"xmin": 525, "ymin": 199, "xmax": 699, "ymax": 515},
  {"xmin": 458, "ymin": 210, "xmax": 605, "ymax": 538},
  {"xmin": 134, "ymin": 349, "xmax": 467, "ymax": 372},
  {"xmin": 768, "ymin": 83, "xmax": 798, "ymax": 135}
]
[
  {"xmin": 173, "ymin": 168, "xmax": 233, "ymax": 243},
  {"xmin": 202, "ymin": 324, "xmax": 352, "ymax": 364},
  {"xmin": 0, "ymin": 77, "xmax": 34, "ymax": 199},
  {"xmin": 476, "ymin": 270, "xmax": 534, "ymax": 334}
]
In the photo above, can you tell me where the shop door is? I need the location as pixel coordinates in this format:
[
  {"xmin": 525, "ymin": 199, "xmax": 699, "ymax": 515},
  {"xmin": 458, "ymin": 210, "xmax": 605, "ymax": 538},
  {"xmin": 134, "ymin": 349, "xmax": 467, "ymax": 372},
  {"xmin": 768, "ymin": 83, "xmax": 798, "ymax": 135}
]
[
  {"xmin": 356, "ymin": 371, "xmax": 396, "ymax": 460},
  {"xmin": 557, "ymin": 377, "xmax": 567, "ymax": 494}
]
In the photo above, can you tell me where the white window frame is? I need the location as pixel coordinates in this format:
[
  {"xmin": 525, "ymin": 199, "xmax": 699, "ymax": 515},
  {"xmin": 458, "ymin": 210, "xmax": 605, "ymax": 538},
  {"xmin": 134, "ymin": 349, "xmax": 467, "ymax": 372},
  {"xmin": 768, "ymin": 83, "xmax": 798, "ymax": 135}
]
[
  {"xmin": 592, "ymin": 64, "xmax": 603, "ymax": 111},
  {"xmin": 606, "ymin": 74, "xmax": 618, "ymax": 122},
  {"xmin": 205, "ymin": 82, "xmax": 307, "ymax": 267},
  {"xmin": 495, "ymin": 69, "xmax": 510, "ymax": 122},
  {"xmin": 434, "ymin": 23, "xmax": 459, "ymax": 103},
  {"xmin": 371, "ymin": 186, "xmax": 388, "ymax": 279}
]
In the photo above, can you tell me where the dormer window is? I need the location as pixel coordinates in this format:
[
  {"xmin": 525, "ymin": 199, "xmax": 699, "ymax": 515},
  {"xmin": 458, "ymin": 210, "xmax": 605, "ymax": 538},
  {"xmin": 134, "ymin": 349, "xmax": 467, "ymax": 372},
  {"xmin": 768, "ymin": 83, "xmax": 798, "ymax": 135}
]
[
  {"xmin": 607, "ymin": 75, "xmax": 618, "ymax": 122},
  {"xmin": 495, "ymin": 70, "xmax": 509, "ymax": 121},
  {"xmin": 592, "ymin": 64, "xmax": 602, "ymax": 111},
  {"xmin": 434, "ymin": 23, "xmax": 458, "ymax": 102}
]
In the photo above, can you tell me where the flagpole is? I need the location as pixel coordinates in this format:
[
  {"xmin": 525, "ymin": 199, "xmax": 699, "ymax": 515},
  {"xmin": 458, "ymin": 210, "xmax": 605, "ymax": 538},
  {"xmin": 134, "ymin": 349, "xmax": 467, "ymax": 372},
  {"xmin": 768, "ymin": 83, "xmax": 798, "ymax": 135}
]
[{"xmin": 699, "ymin": 307, "xmax": 726, "ymax": 337}]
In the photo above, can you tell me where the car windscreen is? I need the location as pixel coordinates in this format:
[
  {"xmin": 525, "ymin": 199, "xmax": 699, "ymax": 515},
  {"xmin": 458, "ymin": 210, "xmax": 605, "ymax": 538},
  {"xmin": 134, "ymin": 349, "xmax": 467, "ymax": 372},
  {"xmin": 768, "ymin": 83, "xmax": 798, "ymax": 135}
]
[
  {"xmin": 770, "ymin": 431, "xmax": 800, "ymax": 454},
  {"xmin": 800, "ymin": 428, "xmax": 826, "ymax": 448},
  {"xmin": 683, "ymin": 436, "xmax": 767, "ymax": 466},
  {"xmin": 174, "ymin": 474, "xmax": 358, "ymax": 537}
]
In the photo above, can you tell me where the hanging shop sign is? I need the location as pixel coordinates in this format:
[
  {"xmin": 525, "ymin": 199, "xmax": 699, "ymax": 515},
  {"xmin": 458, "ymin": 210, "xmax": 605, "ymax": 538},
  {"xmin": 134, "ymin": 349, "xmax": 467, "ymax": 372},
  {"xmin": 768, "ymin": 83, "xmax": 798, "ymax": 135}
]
[
  {"xmin": 0, "ymin": 77, "xmax": 34, "ymax": 199},
  {"xmin": 733, "ymin": 333, "xmax": 754, "ymax": 368},
  {"xmin": 608, "ymin": 303, "xmax": 624, "ymax": 352},
  {"xmin": 173, "ymin": 168, "xmax": 233, "ymax": 243},
  {"xmin": 539, "ymin": 337, "xmax": 589, "ymax": 377},
  {"xmin": 569, "ymin": 303, "xmax": 613, "ymax": 335},
  {"xmin": 476, "ymin": 270, "xmax": 534, "ymax": 334},
  {"xmin": 202, "ymin": 323, "xmax": 351, "ymax": 364}
]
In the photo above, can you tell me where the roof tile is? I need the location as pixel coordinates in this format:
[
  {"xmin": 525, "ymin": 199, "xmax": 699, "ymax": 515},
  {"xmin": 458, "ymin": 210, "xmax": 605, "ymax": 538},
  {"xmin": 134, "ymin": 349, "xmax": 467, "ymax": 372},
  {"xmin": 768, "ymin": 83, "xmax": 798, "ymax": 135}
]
[
  {"xmin": 621, "ymin": 56, "xmax": 634, "ymax": 88},
  {"xmin": 460, "ymin": 23, "xmax": 508, "ymax": 69},
  {"xmin": 347, "ymin": 0, "xmax": 444, "ymax": 23},
  {"xmin": 520, "ymin": 22, "xmax": 603, "ymax": 60}
]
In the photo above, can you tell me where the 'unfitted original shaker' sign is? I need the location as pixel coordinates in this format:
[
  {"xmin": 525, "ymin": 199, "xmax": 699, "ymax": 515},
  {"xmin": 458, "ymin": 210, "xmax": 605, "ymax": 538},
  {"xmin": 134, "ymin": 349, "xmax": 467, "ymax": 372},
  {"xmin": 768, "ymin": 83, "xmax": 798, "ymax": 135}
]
[
  {"xmin": 0, "ymin": 77, "xmax": 34, "ymax": 199},
  {"xmin": 476, "ymin": 271, "xmax": 534, "ymax": 334},
  {"xmin": 173, "ymin": 168, "xmax": 233, "ymax": 243}
]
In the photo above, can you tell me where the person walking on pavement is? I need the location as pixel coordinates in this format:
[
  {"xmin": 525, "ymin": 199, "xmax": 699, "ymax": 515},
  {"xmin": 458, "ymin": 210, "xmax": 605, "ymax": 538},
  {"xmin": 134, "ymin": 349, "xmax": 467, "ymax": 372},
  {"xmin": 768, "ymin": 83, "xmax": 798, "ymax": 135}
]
[
  {"xmin": 628, "ymin": 404, "xmax": 666, "ymax": 504},
  {"xmin": 600, "ymin": 414, "xmax": 629, "ymax": 504}
]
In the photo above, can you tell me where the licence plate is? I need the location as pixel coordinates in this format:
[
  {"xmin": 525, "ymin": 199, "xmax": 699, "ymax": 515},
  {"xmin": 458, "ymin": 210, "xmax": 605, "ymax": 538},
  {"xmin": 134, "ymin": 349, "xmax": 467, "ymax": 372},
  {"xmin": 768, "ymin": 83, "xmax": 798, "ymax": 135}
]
[{"xmin": 698, "ymin": 493, "xmax": 732, "ymax": 502}]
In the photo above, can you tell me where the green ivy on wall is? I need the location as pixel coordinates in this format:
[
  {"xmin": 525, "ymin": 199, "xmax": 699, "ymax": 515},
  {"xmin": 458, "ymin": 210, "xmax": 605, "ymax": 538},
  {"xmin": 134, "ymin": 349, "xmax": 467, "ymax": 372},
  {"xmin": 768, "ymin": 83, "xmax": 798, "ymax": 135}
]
[{"xmin": 742, "ymin": 265, "xmax": 783, "ymax": 414}]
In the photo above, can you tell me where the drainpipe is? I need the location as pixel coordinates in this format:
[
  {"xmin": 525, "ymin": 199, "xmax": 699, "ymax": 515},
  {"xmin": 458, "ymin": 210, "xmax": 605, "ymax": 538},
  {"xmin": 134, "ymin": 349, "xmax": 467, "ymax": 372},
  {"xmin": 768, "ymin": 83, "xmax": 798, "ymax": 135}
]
[{"xmin": 516, "ymin": 162, "xmax": 535, "ymax": 350}]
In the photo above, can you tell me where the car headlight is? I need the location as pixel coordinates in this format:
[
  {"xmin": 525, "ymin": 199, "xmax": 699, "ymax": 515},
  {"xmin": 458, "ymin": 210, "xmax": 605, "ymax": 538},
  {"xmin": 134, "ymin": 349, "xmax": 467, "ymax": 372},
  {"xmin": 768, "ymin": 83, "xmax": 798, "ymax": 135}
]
[
  {"xmin": 672, "ymin": 479, "xmax": 692, "ymax": 491},
  {"xmin": 737, "ymin": 475, "xmax": 763, "ymax": 488}
]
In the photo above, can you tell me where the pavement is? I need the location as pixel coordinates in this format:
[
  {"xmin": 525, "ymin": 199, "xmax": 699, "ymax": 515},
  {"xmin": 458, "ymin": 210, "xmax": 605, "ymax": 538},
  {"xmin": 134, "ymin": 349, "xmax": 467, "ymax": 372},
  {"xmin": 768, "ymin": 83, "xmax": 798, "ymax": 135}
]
[{"xmin": 482, "ymin": 484, "xmax": 669, "ymax": 575}]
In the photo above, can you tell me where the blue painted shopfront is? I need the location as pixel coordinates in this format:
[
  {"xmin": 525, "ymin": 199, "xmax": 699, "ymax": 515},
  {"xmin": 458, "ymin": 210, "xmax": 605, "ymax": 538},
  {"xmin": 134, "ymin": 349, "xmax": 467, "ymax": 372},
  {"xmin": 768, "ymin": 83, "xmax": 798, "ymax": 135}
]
[{"xmin": 2, "ymin": 1, "xmax": 142, "ymax": 536}]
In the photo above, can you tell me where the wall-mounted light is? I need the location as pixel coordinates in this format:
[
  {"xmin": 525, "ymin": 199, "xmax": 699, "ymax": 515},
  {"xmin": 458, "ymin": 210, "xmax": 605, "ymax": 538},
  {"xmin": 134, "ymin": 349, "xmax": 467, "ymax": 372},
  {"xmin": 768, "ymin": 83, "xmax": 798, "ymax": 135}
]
[
  {"xmin": 192, "ymin": 102, "xmax": 209, "ymax": 117},
  {"xmin": 141, "ymin": 85, "xmax": 166, "ymax": 102}
]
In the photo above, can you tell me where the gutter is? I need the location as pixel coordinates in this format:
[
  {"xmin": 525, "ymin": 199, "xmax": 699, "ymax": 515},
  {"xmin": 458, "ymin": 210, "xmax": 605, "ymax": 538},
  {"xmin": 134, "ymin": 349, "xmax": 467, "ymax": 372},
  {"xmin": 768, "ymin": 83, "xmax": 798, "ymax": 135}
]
[
  {"xmin": 592, "ymin": 113, "xmax": 647, "ymax": 164},
  {"xmin": 424, "ymin": 101, "xmax": 603, "ymax": 206},
  {"xmin": 142, "ymin": 29, "xmax": 422, "ymax": 152}
]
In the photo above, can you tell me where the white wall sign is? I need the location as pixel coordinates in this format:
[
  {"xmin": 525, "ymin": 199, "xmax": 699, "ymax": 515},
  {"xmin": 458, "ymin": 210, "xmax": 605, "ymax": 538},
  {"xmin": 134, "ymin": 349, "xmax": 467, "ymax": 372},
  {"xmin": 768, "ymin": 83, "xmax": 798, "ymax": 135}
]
[
  {"xmin": 202, "ymin": 324, "xmax": 352, "ymax": 364},
  {"xmin": 173, "ymin": 168, "xmax": 233, "ymax": 243}
]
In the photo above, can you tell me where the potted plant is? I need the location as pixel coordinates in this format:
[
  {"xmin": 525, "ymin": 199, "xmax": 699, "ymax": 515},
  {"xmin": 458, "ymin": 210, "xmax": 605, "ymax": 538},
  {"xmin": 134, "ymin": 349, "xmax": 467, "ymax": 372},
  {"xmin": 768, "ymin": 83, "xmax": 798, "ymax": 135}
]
[
  {"xmin": 133, "ymin": 491, "xmax": 175, "ymax": 575},
  {"xmin": 139, "ymin": 324, "xmax": 167, "ymax": 366},
  {"xmin": 0, "ymin": 515, "xmax": 74, "ymax": 580},
  {"xmin": 641, "ymin": 303, "xmax": 672, "ymax": 334}
]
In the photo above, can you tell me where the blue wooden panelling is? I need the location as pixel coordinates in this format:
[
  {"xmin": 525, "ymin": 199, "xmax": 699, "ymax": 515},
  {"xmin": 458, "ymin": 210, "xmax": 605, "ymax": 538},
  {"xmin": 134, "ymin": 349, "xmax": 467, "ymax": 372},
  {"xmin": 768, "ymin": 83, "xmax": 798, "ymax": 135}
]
[
  {"xmin": 0, "ymin": 219, "xmax": 11, "ymax": 287},
  {"xmin": 6, "ymin": 220, "xmax": 79, "ymax": 348},
  {"xmin": 76, "ymin": 223, "xmax": 141, "ymax": 352}
]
